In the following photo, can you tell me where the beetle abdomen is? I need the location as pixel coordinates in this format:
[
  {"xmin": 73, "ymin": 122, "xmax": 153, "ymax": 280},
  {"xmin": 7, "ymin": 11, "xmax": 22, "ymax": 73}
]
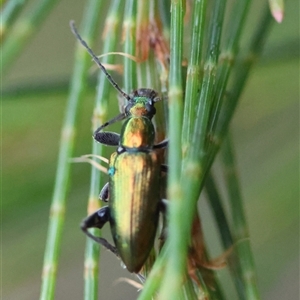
[{"xmin": 109, "ymin": 151, "xmax": 160, "ymax": 273}]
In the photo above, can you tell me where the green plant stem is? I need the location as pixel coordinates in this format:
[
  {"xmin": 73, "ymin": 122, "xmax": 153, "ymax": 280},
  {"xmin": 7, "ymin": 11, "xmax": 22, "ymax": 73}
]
[
  {"xmin": 157, "ymin": 0, "xmax": 170, "ymax": 30},
  {"xmin": 205, "ymin": 173, "xmax": 246, "ymax": 299},
  {"xmin": 175, "ymin": 5, "xmax": 270, "ymax": 266},
  {"xmin": 182, "ymin": 278, "xmax": 199, "ymax": 299},
  {"xmin": 1, "ymin": 0, "xmax": 59, "ymax": 75},
  {"xmin": 222, "ymin": 134, "xmax": 260, "ymax": 300},
  {"xmin": 205, "ymin": 174, "xmax": 233, "ymax": 248},
  {"xmin": 201, "ymin": 8, "xmax": 273, "ymax": 297},
  {"xmin": 159, "ymin": 3, "xmax": 272, "ymax": 299},
  {"xmin": 39, "ymin": 1, "xmax": 103, "ymax": 300},
  {"xmin": 83, "ymin": 1, "xmax": 123, "ymax": 299},
  {"xmin": 208, "ymin": 0, "xmax": 251, "ymax": 134},
  {"xmin": 136, "ymin": 0, "xmax": 149, "ymax": 60},
  {"xmin": 159, "ymin": 1, "xmax": 228, "ymax": 298},
  {"xmin": 182, "ymin": 0, "xmax": 207, "ymax": 149},
  {"xmin": 159, "ymin": 1, "xmax": 184, "ymax": 299},
  {"xmin": 137, "ymin": 245, "xmax": 169, "ymax": 300},
  {"xmin": 190, "ymin": 0, "xmax": 226, "ymax": 161},
  {"xmin": 0, "ymin": 0, "xmax": 28, "ymax": 41},
  {"xmin": 137, "ymin": 0, "xmax": 167, "ymax": 142},
  {"xmin": 209, "ymin": 4, "xmax": 273, "ymax": 163},
  {"xmin": 123, "ymin": 0, "xmax": 137, "ymax": 93}
]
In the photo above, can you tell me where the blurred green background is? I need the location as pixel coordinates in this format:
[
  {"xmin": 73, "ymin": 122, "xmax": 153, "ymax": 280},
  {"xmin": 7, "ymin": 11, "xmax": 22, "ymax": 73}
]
[{"xmin": 2, "ymin": 0, "xmax": 299, "ymax": 299}]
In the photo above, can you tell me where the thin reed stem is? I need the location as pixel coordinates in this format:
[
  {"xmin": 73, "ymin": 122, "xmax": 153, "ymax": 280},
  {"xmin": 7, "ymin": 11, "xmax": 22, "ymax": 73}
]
[
  {"xmin": 208, "ymin": 0, "xmax": 251, "ymax": 135},
  {"xmin": 83, "ymin": 1, "xmax": 124, "ymax": 299},
  {"xmin": 205, "ymin": 173, "xmax": 246, "ymax": 299},
  {"xmin": 1, "ymin": 0, "xmax": 59, "ymax": 74},
  {"xmin": 222, "ymin": 134, "xmax": 260, "ymax": 300},
  {"xmin": 182, "ymin": 0, "xmax": 207, "ymax": 149},
  {"xmin": 159, "ymin": 0, "xmax": 184, "ymax": 299},
  {"xmin": 39, "ymin": 1, "xmax": 103, "ymax": 299},
  {"xmin": 0, "ymin": 0, "xmax": 28, "ymax": 41},
  {"xmin": 123, "ymin": 0, "xmax": 137, "ymax": 93}
]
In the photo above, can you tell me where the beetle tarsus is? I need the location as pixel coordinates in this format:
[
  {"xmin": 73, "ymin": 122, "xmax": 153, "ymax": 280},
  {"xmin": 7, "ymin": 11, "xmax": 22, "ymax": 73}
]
[
  {"xmin": 81, "ymin": 225, "xmax": 119, "ymax": 257},
  {"xmin": 160, "ymin": 164, "xmax": 168, "ymax": 173},
  {"xmin": 153, "ymin": 138, "xmax": 168, "ymax": 149}
]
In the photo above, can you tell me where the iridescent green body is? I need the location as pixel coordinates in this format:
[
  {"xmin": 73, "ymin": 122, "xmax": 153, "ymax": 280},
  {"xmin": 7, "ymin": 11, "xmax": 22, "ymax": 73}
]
[
  {"xmin": 107, "ymin": 94, "xmax": 161, "ymax": 272},
  {"xmin": 109, "ymin": 151, "xmax": 160, "ymax": 272},
  {"xmin": 80, "ymin": 88, "xmax": 167, "ymax": 273}
]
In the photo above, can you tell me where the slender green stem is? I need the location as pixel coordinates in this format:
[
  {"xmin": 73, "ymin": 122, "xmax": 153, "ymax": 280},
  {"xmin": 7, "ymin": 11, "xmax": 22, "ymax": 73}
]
[
  {"xmin": 159, "ymin": 1, "xmax": 184, "ymax": 299},
  {"xmin": 1, "ymin": 0, "xmax": 59, "ymax": 75},
  {"xmin": 160, "ymin": 2, "xmax": 272, "ymax": 299},
  {"xmin": 205, "ymin": 174, "xmax": 233, "ymax": 248},
  {"xmin": 205, "ymin": 173, "xmax": 246, "ymax": 299},
  {"xmin": 182, "ymin": 278, "xmax": 199, "ymax": 299},
  {"xmin": 159, "ymin": 2, "xmax": 228, "ymax": 298},
  {"xmin": 182, "ymin": 0, "xmax": 207, "ymax": 149},
  {"xmin": 136, "ymin": 0, "xmax": 150, "ymax": 88},
  {"xmin": 222, "ymin": 133, "xmax": 260, "ymax": 300},
  {"xmin": 123, "ymin": 0, "xmax": 137, "ymax": 93},
  {"xmin": 173, "ymin": 1, "xmax": 260, "ymax": 266},
  {"xmin": 198, "ymin": 9, "xmax": 272, "ymax": 297},
  {"xmin": 0, "ymin": 0, "xmax": 28, "ymax": 41},
  {"xmin": 83, "ymin": 1, "xmax": 123, "ymax": 299},
  {"xmin": 190, "ymin": 0, "xmax": 226, "ymax": 161},
  {"xmin": 150, "ymin": 51, "xmax": 168, "ymax": 143},
  {"xmin": 137, "ymin": 1, "xmax": 167, "ymax": 142},
  {"xmin": 39, "ymin": 1, "xmax": 103, "ymax": 299},
  {"xmin": 157, "ymin": 0, "xmax": 170, "ymax": 30},
  {"xmin": 136, "ymin": 0, "xmax": 149, "ymax": 63},
  {"xmin": 211, "ymin": 4, "xmax": 273, "ymax": 158},
  {"xmin": 137, "ymin": 245, "xmax": 168, "ymax": 300},
  {"xmin": 208, "ymin": 0, "xmax": 251, "ymax": 134}
]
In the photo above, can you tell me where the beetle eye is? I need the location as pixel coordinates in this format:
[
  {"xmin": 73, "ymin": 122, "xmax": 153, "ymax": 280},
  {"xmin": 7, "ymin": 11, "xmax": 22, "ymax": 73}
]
[
  {"xmin": 124, "ymin": 104, "xmax": 131, "ymax": 115},
  {"xmin": 146, "ymin": 102, "xmax": 156, "ymax": 116}
]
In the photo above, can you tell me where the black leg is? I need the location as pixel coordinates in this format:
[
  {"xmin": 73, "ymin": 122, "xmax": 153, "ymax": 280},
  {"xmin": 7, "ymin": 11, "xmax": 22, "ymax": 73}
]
[
  {"xmin": 160, "ymin": 164, "xmax": 168, "ymax": 173},
  {"xmin": 81, "ymin": 206, "xmax": 118, "ymax": 256},
  {"xmin": 153, "ymin": 138, "xmax": 168, "ymax": 149},
  {"xmin": 99, "ymin": 182, "xmax": 109, "ymax": 202},
  {"xmin": 158, "ymin": 199, "xmax": 168, "ymax": 246},
  {"xmin": 93, "ymin": 131, "xmax": 120, "ymax": 146}
]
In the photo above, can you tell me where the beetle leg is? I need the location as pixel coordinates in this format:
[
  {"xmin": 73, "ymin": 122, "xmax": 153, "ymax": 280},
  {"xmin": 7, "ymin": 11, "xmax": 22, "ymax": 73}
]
[
  {"xmin": 93, "ymin": 111, "xmax": 126, "ymax": 144},
  {"xmin": 93, "ymin": 131, "xmax": 120, "ymax": 146},
  {"xmin": 81, "ymin": 206, "xmax": 119, "ymax": 256},
  {"xmin": 158, "ymin": 199, "xmax": 168, "ymax": 246},
  {"xmin": 160, "ymin": 164, "xmax": 168, "ymax": 173},
  {"xmin": 153, "ymin": 138, "xmax": 168, "ymax": 149},
  {"xmin": 99, "ymin": 182, "xmax": 109, "ymax": 202},
  {"xmin": 159, "ymin": 199, "xmax": 168, "ymax": 212}
]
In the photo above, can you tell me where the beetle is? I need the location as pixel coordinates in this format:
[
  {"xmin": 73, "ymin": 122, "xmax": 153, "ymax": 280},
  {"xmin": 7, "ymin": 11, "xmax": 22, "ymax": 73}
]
[{"xmin": 70, "ymin": 21, "xmax": 168, "ymax": 273}]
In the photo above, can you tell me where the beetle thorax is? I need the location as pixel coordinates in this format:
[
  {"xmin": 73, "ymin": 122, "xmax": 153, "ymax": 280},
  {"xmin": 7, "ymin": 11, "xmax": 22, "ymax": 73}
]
[{"xmin": 120, "ymin": 117, "xmax": 155, "ymax": 150}]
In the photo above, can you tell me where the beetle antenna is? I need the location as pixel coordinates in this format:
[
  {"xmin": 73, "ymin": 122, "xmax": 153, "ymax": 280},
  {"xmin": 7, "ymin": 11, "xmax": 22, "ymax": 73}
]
[{"xmin": 70, "ymin": 20, "xmax": 131, "ymax": 102}]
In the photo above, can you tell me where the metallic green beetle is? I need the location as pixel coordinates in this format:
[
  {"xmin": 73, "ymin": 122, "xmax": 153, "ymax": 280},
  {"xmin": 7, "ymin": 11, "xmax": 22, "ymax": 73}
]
[{"xmin": 70, "ymin": 22, "xmax": 168, "ymax": 273}]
